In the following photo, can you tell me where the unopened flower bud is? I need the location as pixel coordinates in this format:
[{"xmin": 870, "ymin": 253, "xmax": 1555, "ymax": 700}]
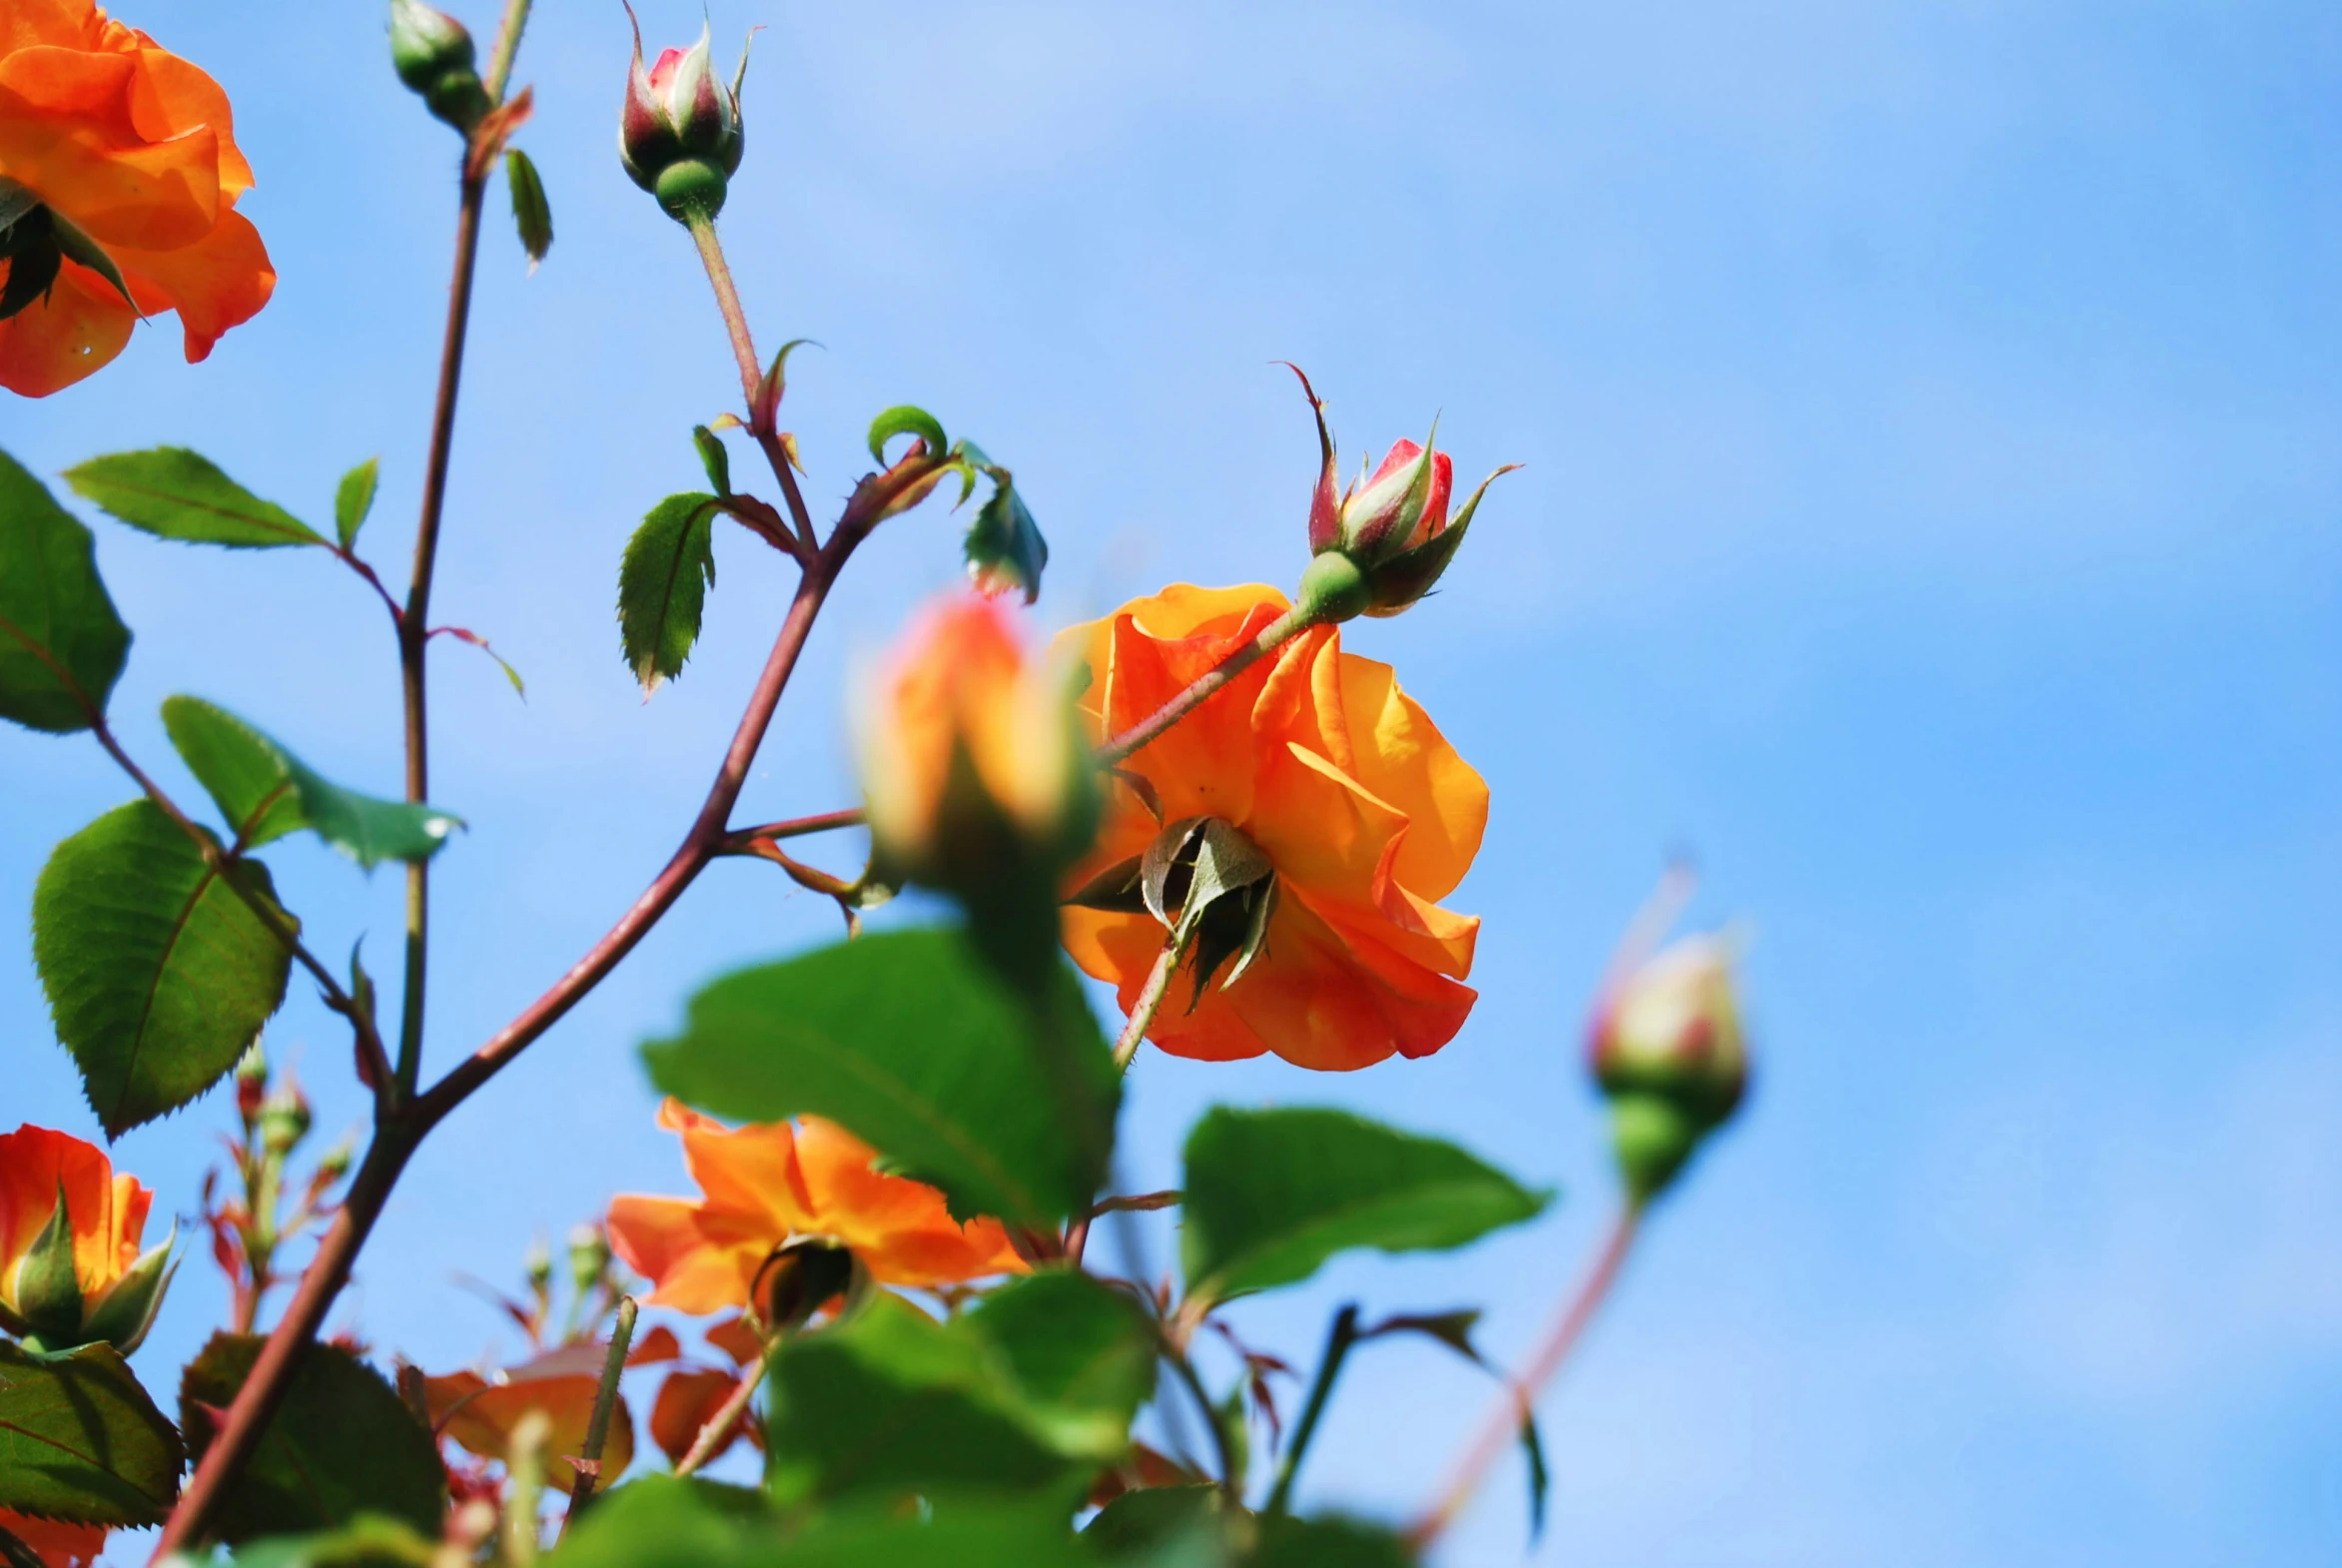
[
  {"xmin": 619, "ymin": 13, "xmax": 746, "ymax": 223},
  {"xmin": 235, "ymin": 1042, "xmax": 268, "ymax": 1128},
  {"xmin": 1589, "ymin": 935, "xmax": 1749, "ymax": 1202},
  {"xmin": 857, "ymin": 592, "xmax": 1097, "ymax": 915},
  {"xmin": 523, "ymin": 1234, "xmax": 553, "ymax": 1293},
  {"xmin": 257, "ymin": 1079, "xmax": 313, "ymax": 1158},
  {"xmin": 566, "ymin": 1220, "xmax": 611, "ymax": 1297},
  {"xmin": 389, "ymin": 0, "xmax": 488, "ymax": 134},
  {"xmin": 1285, "ymin": 365, "xmax": 1515, "ymax": 623},
  {"xmin": 313, "ymin": 1134, "xmax": 355, "ymax": 1184},
  {"xmin": 758, "ymin": 1239, "xmax": 857, "ymax": 1332}
]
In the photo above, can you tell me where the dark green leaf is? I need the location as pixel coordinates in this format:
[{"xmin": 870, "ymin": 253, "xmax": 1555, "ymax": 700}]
[
  {"xmin": 763, "ymin": 1295, "xmax": 1086, "ymax": 1510},
  {"xmin": 617, "ymin": 492, "xmax": 718, "ymax": 696},
  {"xmin": 554, "ymin": 1475, "xmax": 1092, "ymax": 1568},
  {"xmin": 505, "ymin": 147, "xmax": 552, "ymax": 269},
  {"xmin": 866, "ymin": 404, "xmax": 948, "ymax": 465},
  {"xmin": 34, "ymin": 800, "xmax": 296, "ymax": 1137},
  {"xmin": 214, "ymin": 1515, "xmax": 438, "ymax": 1568},
  {"xmin": 1180, "ymin": 1108, "xmax": 1550, "ymax": 1303},
  {"xmin": 0, "ymin": 447, "xmax": 130, "ymax": 733},
  {"xmin": 1082, "ymin": 1485, "xmax": 1228, "ymax": 1557},
  {"xmin": 64, "ymin": 448, "xmax": 324, "ymax": 548},
  {"xmin": 333, "ymin": 458, "xmax": 379, "ymax": 550},
  {"xmin": 964, "ymin": 1269, "xmax": 1158, "ymax": 1456},
  {"xmin": 963, "ymin": 466, "xmax": 1048, "ymax": 604},
  {"xmin": 1253, "ymin": 1515, "xmax": 1413, "ymax": 1568},
  {"xmin": 162, "ymin": 695, "xmax": 461, "ymax": 867},
  {"xmin": 643, "ymin": 928, "xmax": 1118, "ymax": 1227},
  {"xmin": 691, "ymin": 425, "xmax": 730, "ymax": 496},
  {"xmin": 180, "ymin": 1333, "xmax": 445, "ymax": 1543},
  {"xmin": 0, "ymin": 1341, "xmax": 184, "ymax": 1526}
]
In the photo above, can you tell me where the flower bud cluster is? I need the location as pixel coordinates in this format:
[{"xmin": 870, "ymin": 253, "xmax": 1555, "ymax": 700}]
[
  {"xmin": 619, "ymin": 16, "xmax": 745, "ymax": 222},
  {"xmin": 1588, "ymin": 935, "xmax": 1749, "ymax": 1202},
  {"xmin": 389, "ymin": 0, "xmax": 489, "ymax": 134}
]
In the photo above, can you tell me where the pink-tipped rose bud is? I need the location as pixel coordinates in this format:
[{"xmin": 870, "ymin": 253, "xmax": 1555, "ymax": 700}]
[
  {"xmin": 1588, "ymin": 934, "xmax": 1749, "ymax": 1202},
  {"xmin": 1285, "ymin": 366, "xmax": 1517, "ymax": 624},
  {"xmin": 620, "ymin": 10, "xmax": 746, "ymax": 222}
]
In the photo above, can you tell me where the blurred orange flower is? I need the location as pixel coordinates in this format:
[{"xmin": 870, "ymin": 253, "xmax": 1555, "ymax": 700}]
[
  {"xmin": 0, "ymin": 0, "xmax": 275, "ymax": 396},
  {"xmin": 1057, "ymin": 583, "xmax": 1487, "ymax": 1070},
  {"xmin": 0, "ymin": 1510, "xmax": 104, "ymax": 1568},
  {"xmin": 421, "ymin": 1348, "xmax": 639, "ymax": 1489},
  {"xmin": 605, "ymin": 1100, "xmax": 1024, "ymax": 1313},
  {"xmin": 0, "ymin": 1123, "xmax": 161, "ymax": 1344}
]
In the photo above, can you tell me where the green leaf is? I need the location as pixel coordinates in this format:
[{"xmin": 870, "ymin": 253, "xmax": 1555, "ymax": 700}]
[
  {"xmin": 1082, "ymin": 1485, "xmax": 1227, "ymax": 1557},
  {"xmin": 1254, "ymin": 1515, "xmax": 1413, "ymax": 1568},
  {"xmin": 963, "ymin": 1269, "xmax": 1158, "ymax": 1457},
  {"xmin": 643, "ymin": 928, "xmax": 1119, "ymax": 1228},
  {"xmin": 65, "ymin": 448, "xmax": 325, "ymax": 548},
  {"xmin": 1179, "ymin": 1108, "xmax": 1550, "ymax": 1303},
  {"xmin": 334, "ymin": 458, "xmax": 379, "ymax": 550},
  {"xmin": 617, "ymin": 492, "xmax": 718, "ymax": 696},
  {"xmin": 866, "ymin": 404, "xmax": 948, "ymax": 465},
  {"xmin": 180, "ymin": 1333, "xmax": 446, "ymax": 1544},
  {"xmin": 162, "ymin": 695, "xmax": 462, "ymax": 867},
  {"xmin": 0, "ymin": 1341, "xmax": 184, "ymax": 1527},
  {"xmin": 0, "ymin": 447, "xmax": 130, "ymax": 734},
  {"xmin": 963, "ymin": 465, "xmax": 1048, "ymax": 605},
  {"xmin": 505, "ymin": 147, "xmax": 552, "ymax": 270},
  {"xmin": 691, "ymin": 425, "xmax": 730, "ymax": 496},
  {"xmin": 763, "ymin": 1295, "xmax": 1088, "ymax": 1510},
  {"xmin": 554, "ymin": 1475, "xmax": 1093, "ymax": 1568},
  {"xmin": 211, "ymin": 1515, "xmax": 439, "ymax": 1568},
  {"xmin": 34, "ymin": 800, "xmax": 296, "ymax": 1138}
]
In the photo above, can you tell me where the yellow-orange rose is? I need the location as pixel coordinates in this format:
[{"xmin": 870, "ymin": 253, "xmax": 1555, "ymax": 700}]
[
  {"xmin": 605, "ymin": 1100, "xmax": 1025, "ymax": 1313},
  {"xmin": 1057, "ymin": 583, "xmax": 1487, "ymax": 1071},
  {"xmin": 0, "ymin": 1122, "xmax": 165, "ymax": 1348},
  {"xmin": 0, "ymin": 1, "xmax": 274, "ymax": 396}
]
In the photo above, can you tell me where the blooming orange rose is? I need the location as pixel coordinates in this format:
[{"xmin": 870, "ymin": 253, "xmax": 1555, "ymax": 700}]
[
  {"xmin": 1057, "ymin": 583, "xmax": 1487, "ymax": 1070},
  {"xmin": 0, "ymin": 1510, "xmax": 105, "ymax": 1568},
  {"xmin": 0, "ymin": 1122, "xmax": 168, "ymax": 1348},
  {"xmin": 0, "ymin": 0, "xmax": 274, "ymax": 396},
  {"xmin": 606, "ymin": 1100, "xmax": 1025, "ymax": 1314}
]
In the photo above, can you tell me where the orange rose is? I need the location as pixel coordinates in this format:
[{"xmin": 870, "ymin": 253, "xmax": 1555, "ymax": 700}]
[
  {"xmin": 421, "ymin": 1354, "xmax": 638, "ymax": 1490},
  {"xmin": 606, "ymin": 1100, "xmax": 1024, "ymax": 1314},
  {"xmin": 0, "ymin": 1122, "xmax": 170, "ymax": 1350},
  {"xmin": 0, "ymin": 0, "xmax": 274, "ymax": 396},
  {"xmin": 1057, "ymin": 583, "xmax": 1487, "ymax": 1070},
  {"xmin": 0, "ymin": 1511, "xmax": 105, "ymax": 1568}
]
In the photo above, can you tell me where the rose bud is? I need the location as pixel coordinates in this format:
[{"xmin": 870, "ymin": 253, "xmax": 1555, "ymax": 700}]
[
  {"xmin": 0, "ymin": 1126, "xmax": 178, "ymax": 1354},
  {"xmin": 389, "ymin": 0, "xmax": 489, "ymax": 133},
  {"xmin": 857, "ymin": 592, "xmax": 1096, "ymax": 960},
  {"xmin": 566, "ymin": 1220, "xmax": 612, "ymax": 1298},
  {"xmin": 257, "ymin": 1077, "xmax": 313, "ymax": 1159},
  {"xmin": 619, "ymin": 11, "xmax": 747, "ymax": 223},
  {"xmin": 1588, "ymin": 934, "xmax": 1750, "ymax": 1203},
  {"xmin": 1286, "ymin": 366, "xmax": 1517, "ymax": 624}
]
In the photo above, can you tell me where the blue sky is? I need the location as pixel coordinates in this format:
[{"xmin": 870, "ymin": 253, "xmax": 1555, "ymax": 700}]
[{"xmin": 6, "ymin": 2, "xmax": 2339, "ymax": 1562}]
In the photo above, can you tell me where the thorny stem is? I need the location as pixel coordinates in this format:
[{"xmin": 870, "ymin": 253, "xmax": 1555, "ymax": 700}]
[
  {"xmin": 482, "ymin": 0, "xmax": 532, "ymax": 102},
  {"xmin": 394, "ymin": 164, "xmax": 489, "ymax": 1101},
  {"xmin": 1095, "ymin": 602, "xmax": 1316, "ymax": 766},
  {"xmin": 672, "ymin": 1357, "xmax": 770, "ymax": 1478},
  {"xmin": 1406, "ymin": 1203, "xmax": 1645, "ymax": 1549},
  {"xmin": 560, "ymin": 1295, "xmax": 637, "ymax": 1530},
  {"xmin": 1113, "ymin": 924, "xmax": 1194, "ymax": 1073},
  {"xmin": 688, "ymin": 214, "xmax": 817, "ymax": 546},
  {"xmin": 1264, "ymin": 1303, "xmax": 1360, "ymax": 1516}
]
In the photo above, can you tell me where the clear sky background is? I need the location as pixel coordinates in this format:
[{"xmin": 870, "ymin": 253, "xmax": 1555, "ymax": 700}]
[{"xmin": 7, "ymin": 2, "xmax": 2339, "ymax": 1563}]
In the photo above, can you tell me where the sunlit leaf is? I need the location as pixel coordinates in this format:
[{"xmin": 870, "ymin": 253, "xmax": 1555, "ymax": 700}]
[
  {"xmin": 334, "ymin": 457, "xmax": 379, "ymax": 550},
  {"xmin": 34, "ymin": 800, "xmax": 295, "ymax": 1137},
  {"xmin": 1180, "ymin": 1107, "xmax": 1549, "ymax": 1303},
  {"xmin": 65, "ymin": 448, "xmax": 325, "ymax": 548},
  {"xmin": 617, "ymin": 492, "xmax": 719, "ymax": 696},
  {"xmin": 0, "ymin": 448, "xmax": 130, "ymax": 734},
  {"xmin": 0, "ymin": 1341, "xmax": 182, "ymax": 1527}
]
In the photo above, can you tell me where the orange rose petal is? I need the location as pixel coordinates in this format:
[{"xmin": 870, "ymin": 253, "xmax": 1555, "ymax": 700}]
[
  {"xmin": 605, "ymin": 1193, "xmax": 760, "ymax": 1314},
  {"xmin": 663, "ymin": 1101, "xmax": 816, "ymax": 1237},
  {"xmin": 794, "ymin": 1118, "xmax": 1025, "ymax": 1287},
  {"xmin": 1334, "ymin": 655, "xmax": 1487, "ymax": 901},
  {"xmin": 435, "ymin": 1374, "xmax": 635, "ymax": 1485},
  {"xmin": 115, "ymin": 207, "xmax": 273, "ymax": 363},
  {"xmin": 2, "ymin": 3, "xmax": 109, "ymax": 57},
  {"xmin": 704, "ymin": 1313, "xmax": 765, "ymax": 1368},
  {"xmin": 0, "ymin": 1124, "xmax": 152, "ymax": 1304},
  {"xmin": 650, "ymin": 1366, "xmax": 749, "ymax": 1467},
  {"xmin": 0, "ymin": 54, "xmax": 220, "ymax": 249},
  {"xmin": 0, "ymin": 261, "xmax": 133, "ymax": 396},
  {"xmin": 107, "ymin": 29, "xmax": 252, "ymax": 195}
]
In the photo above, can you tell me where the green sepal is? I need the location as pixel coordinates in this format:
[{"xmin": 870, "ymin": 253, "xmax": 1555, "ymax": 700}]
[
  {"xmin": 80, "ymin": 1226, "xmax": 178, "ymax": 1356},
  {"xmin": 13, "ymin": 1184, "xmax": 85, "ymax": 1342}
]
